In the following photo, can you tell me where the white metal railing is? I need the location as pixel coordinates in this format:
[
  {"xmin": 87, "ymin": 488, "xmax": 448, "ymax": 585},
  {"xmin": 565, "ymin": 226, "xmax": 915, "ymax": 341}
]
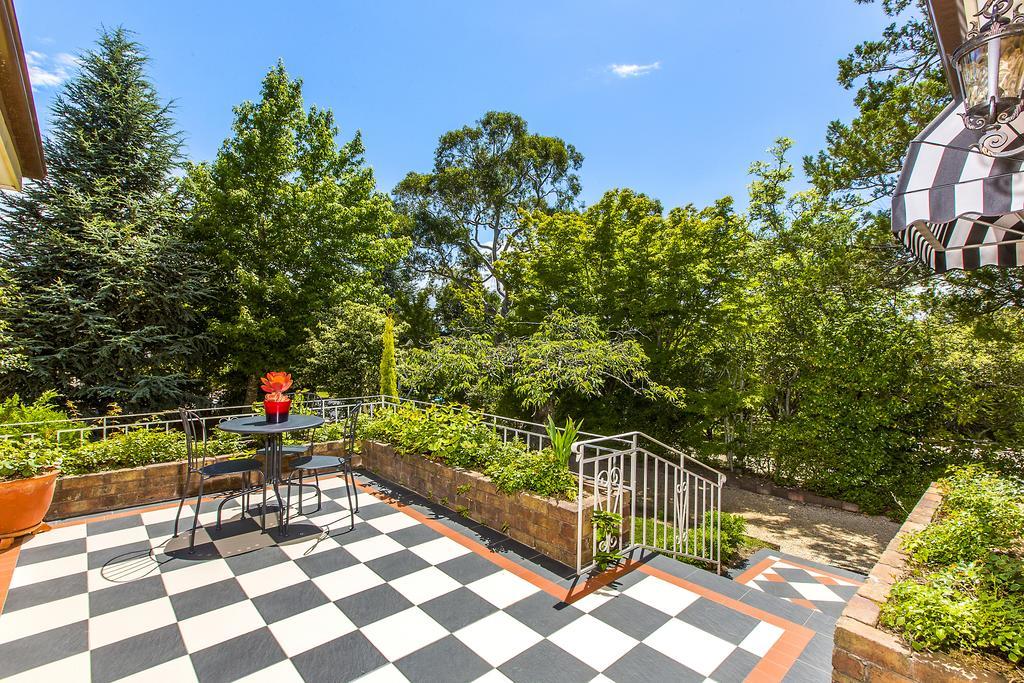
[{"xmin": 573, "ymin": 431, "xmax": 726, "ymax": 575}]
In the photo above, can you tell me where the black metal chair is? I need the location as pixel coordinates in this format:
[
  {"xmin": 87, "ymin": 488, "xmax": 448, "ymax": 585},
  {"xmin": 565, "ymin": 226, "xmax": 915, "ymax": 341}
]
[
  {"xmin": 173, "ymin": 408, "xmax": 267, "ymax": 552},
  {"xmin": 283, "ymin": 403, "xmax": 361, "ymax": 529}
]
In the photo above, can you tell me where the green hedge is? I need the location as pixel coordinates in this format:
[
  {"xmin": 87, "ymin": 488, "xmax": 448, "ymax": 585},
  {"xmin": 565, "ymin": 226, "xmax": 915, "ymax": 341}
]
[
  {"xmin": 879, "ymin": 466, "xmax": 1024, "ymax": 666},
  {"xmin": 361, "ymin": 402, "xmax": 576, "ymax": 499}
]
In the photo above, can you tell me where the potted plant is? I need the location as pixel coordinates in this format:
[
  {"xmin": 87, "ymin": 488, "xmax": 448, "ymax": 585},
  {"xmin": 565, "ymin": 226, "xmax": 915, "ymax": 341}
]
[
  {"xmin": 261, "ymin": 371, "xmax": 293, "ymax": 423},
  {"xmin": 0, "ymin": 437, "xmax": 62, "ymax": 547}
]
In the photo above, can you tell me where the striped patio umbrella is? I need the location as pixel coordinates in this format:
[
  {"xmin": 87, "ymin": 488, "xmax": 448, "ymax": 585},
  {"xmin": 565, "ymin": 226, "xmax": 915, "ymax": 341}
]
[{"xmin": 892, "ymin": 100, "xmax": 1024, "ymax": 273}]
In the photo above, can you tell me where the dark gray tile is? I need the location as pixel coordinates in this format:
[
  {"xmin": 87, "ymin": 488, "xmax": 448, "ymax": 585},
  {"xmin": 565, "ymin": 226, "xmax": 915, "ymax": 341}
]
[
  {"xmin": 335, "ymin": 584, "xmax": 413, "ymax": 627},
  {"xmin": 804, "ymin": 609, "xmax": 839, "ymax": 635},
  {"xmin": 87, "ymin": 541, "xmax": 154, "ymax": 570},
  {"xmin": 740, "ymin": 589, "xmax": 815, "ymax": 623},
  {"xmin": 798, "ymin": 633, "xmax": 835, "ymax": 672},
  {"xmin": 517, "ymin": 552, "xmax": 576, "ymax": 585},
  {"xmin": 710, "ymin": 646, "xmax": 760, "ymax": 681},
  {"xmin": 366, "ymin": 549, "xmax": 430, "ymax": 581},
  {"xmin": 90, "ymin": 574, "xmax": 167, "ymax": 617},
  {"xmin": 774, "ymin": 552, "xmax": 866, "ymax": 582},
  {"xmin": 291, "ymin": 631, "xmax": 388, "ymax": 683},
  {"xmin": 144, "ymin": 519, "xmax": 179, "ymax": 539},
  {"xmin": 351, "ymin": 502, "xmax": 397, "ymax": 521},
  {"xmin": 389, "ymin": 523, "xmax": 443, "ymax": 548},
  {"xmin": 677, "ymin": 566, "xmax": 751, "ymax": 600},
  {"xmin": 190, "ymin": 628, "xmax": 286, "ymax": 683},
  {"xmin": 223, "ymin": 546, "xmax": 290, "ymax": 575},
  {"xmin": 294, "ymin": 547, "xmax": 358, "ymax": 578},
  {"xmin": 328, "ymin": 521, "xmax": 381, "ymax": 545},
  {"xmin": 503, "ymin": 592, "xmax": 585, "ymax": 638},
  {"xmin": 395, "ymin": 635, "xmax": 491, "ymax": 683},
  {"xmin": 0, "ymin": 621, "xmax": 88, "ymax": 677},
  {"xmin": 775, "ymin": 568, "xmax": 816, "ymax": 583},
  {"xmin": 500, "ymin": 639, "xmax": 596, "ymax": 683},
  {"xmin": 782, "ymin": 658, "xmax": 832, "ymax": 683},
  {"xmin": 603, "ymin": 643, "xmax": 705, "ymax": 683},
  {"xmin": 436, "ymin": 552, "xmax": 501, "ymax": 584},
  {"xmin": 589, "ymin": 594, "xmax": 672, "ymax": 641},
  {"xmin": 642, "ymin": 553, "xmax": 701, "ymax": 581},
  {"xmin": 813, "ymin": 599, "xmax": 850, "ymax": 618},
  {"xmin": 3, "ymin": 572, "xmax": 87, "ymax": 612},
  {"xmin": 90, "ymin": 623, "xmax": 187, "ymax": 683},
  {"xmin": 677, "ymin": 597, "xmax": 761, "ymax": 644},
  {"xmin": 17, "ymin": 538, "xmax": 87, "ymax": 565},
  {"xmin": 170, "ymin": 578, "xmax": 247, "ymax": 620},
  {"xmin": 756, "ymin": 581, "xmax": 806, "ymax": 600},
  {"xmin": 87, "ymin": 515, "xmax": 144, "ymax": 535},
  {"xmin": 253, "ymin": 581, "xmax": 330, "ymax": 624},
  {"xmin": 419, "ymin": 587, "xmax": 498, "ymax": 632}
]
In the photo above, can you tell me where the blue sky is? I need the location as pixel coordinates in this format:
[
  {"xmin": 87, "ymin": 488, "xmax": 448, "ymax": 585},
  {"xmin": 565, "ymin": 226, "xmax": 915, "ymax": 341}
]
[{"xmin": 16, "ymin": 1, "xmax": 892, "ymax": 210}]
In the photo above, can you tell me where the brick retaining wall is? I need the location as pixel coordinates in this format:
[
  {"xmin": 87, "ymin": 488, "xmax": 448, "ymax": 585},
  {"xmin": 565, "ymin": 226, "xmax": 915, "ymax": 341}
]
[
  {"xmin": 359, "ymin": 440, "xmax": 611, "ymax": 569},
  {"xmin": 832, "ymin": 483, "xmax": 1009, "ymax": 683}
]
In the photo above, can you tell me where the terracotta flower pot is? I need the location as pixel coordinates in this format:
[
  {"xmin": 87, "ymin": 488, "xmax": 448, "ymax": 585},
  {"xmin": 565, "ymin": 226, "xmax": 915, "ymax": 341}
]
[
  {"xmin": 264, "ymin": 398, "xmax": 291, "ymax": 423},
  {"xmin": 0, "ymin": 469, "xmax": 59, "ymax": 538}
]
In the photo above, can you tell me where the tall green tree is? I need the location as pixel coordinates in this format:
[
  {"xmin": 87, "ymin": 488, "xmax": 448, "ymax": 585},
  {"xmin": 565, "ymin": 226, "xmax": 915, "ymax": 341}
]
[
  {"xmin": 0, "ymin": 28, "xmax": 209, "ymax": 412},
  {"xmin": 379, "ymin": 314, "xmax": 398, "ymax": 398},
  {"xmin": 185, "ymin": 62, "xmax": 408, "ymax": 398},
  {"xmin": 394, "ymin": 111, "xmax": 583, "ymax": 319}
]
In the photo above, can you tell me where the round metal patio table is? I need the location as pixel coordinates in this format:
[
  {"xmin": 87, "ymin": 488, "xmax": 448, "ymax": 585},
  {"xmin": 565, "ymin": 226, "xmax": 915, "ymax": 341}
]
[{"xmin": 216, "ymin": 413, "xmax": 324, "ymax": 534}]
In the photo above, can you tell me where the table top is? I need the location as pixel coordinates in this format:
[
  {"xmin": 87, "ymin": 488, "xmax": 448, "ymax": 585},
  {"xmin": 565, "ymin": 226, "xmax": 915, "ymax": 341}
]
[{"xmin": 216, "ymin": 413, "xmax": 324, "ymax": 434}]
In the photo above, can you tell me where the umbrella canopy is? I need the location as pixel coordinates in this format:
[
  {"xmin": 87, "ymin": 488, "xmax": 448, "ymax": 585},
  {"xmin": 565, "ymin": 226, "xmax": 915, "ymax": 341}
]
[{"xmin": 892, "ymin": 100, "xmax": 1024, "ymax": 273}]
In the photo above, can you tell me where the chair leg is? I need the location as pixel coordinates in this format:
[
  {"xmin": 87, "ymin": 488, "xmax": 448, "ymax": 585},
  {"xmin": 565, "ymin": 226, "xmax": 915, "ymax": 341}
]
[
  {"xmin": 313, "ymin": 471, "xmax": 323, "ymax": 514},
  {"xmin": 297, "ymin": 470, "xmax": 303, "ymax": 515},
  {"xmin": 190, "ymin": 477, "xmax": 205, "ymax": 553},
  {"xmin": 347, "ymin": 461, "xmax": 359, "ymax": 513},
  {"xmin": 261, "ymin": 478, "xmax": 268, "ymax": 533},
  {"xmin": 241, "ymin": 472, "xmax": 248, "ymax": 521},
  {"xmin": 173, "ymin": 470, "xmax": 195, "ymax": 538},
  {"xmin": 343, "ymin": 465, "xmax": 355, "ymax": 530}
]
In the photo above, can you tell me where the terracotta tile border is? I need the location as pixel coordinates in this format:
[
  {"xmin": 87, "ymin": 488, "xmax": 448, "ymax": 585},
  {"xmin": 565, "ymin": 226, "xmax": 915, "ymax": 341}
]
[
  {"xmin": 734, "ymin": 554, "xmax": 864, "ymax": 587},
  {"xmin": 1, "ymin": 474, "xmax": 815, "ymax": 681}
]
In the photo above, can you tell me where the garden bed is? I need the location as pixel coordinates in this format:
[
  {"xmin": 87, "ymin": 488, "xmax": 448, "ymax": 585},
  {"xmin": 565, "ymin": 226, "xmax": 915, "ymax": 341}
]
[
  {"xmin": 833, "ymin": 468, "xmax": 1023, "ymax": 683},
  {"xmin": 359, "ymin": 440, "xmax": 607, "ymax": 569}
]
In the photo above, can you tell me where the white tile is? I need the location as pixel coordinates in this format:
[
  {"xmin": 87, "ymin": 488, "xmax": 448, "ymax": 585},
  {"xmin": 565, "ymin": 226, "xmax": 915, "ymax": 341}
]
[
  {"xmin": 466, "ymin": 570, "xmax": 539, "ymax": 609},
  {"xmin": 344, "ymin": 534, "xmax": 405, "ymax": 563},
  {"xmin": 738, "ymin": 621, "xmax": 785, "ymax": 657},
  {"xmin": 644, "ymin": 619, "xmax": 735, "ymax": 676},
  {"xmin": 86, "ymin": 525, "xmax": 150, "ymax": 552},
  {"xmin": 313, "ymin": 563, "xmax": 384, "ymax": 601},
  {"xmin": 367, "ymin": 512, "xmax": 419, "ymax": 534},
  {"xmin": 177, "ymin": 599, "xmax": 265, "ymax": 653},
  {"xmin": 280, "ymin": 534, "xmax": 342, "ymax": 561},
  {"xmin": 409, "ymin": 537, "xmax": 470, "ymax": 565},
  {"xmin": 454, "ymin": 610, "xmax": 542, "ymax": 666},
  {"xmin": 4, "ymin": 652, "xmax": 91, "ymax": 682},
  {"xmin": 89, "ymin": 597, "xmax": 178, "ymax": 649},
  {"xmin": 548, "ymin": 614, "xmax": 638, "ymax": 671},
  {"xmin": 18, "ymin": 523, "xmax": 86, "ymax": 548},
  {"xmin": 623, "ymin": 576, "xmax": 700, "ymax": 615},
  {"xmin": 390, "ymin": 567, "xmax": 461, "ymax": 605},
  {"xmin": 569, "ymin": 585, "xmax": 619, "ymax": 613},
  {"xmin": 116, "ymin": 655, "xmax": 197, "ymax": 682},
  {"xmin": 269, "ymin": 603, "xmax": 356, "ymax": 657},
  {"xmin": 0, "ymin": 594, "xmax": 89, "ymax": 645},
  {"xmin": 360, "ymin": 607, "xmax": 447, "ymax": 661},
  {"xmin": 236, "ymin": 561, "xmax": 310, "ymax": 598},
  {"xmin": 141, "ymin": 505, "xmax": 192, "ymax": 526},
  {"xmin": 352, "ymin": 663, "xmax": 410, "ymax": 682},
  {"xmin": 791, "ymin": 582, "xmax": 844, "ymax": 602},
  {"xmin": 160, "ymin": 558, "xmax": 233, "ymax": 595},
  {"xmin": 8, "ymin": 552, "xmax": 87, "ymax": 588},
  {"xmin": 236, "ymin": 659, "xmax": 304, "ymax": 683}
]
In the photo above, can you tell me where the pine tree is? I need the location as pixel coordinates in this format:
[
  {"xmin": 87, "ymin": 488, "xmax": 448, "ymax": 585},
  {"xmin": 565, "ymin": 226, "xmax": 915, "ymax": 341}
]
[
  {"xmin": 0, "ymin": 28, "xmax": 210, "ymax": 412},
  {"xmin": 379, "ymin": 315, "xmax": 398, "ymax": 398}
]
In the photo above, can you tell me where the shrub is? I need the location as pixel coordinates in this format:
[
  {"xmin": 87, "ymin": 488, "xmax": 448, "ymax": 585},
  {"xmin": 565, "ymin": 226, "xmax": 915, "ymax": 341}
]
[
  {"xmin": 59, "ymin": 429, "xmax": 247, "ymax": 476},
  {"xmin": 0, "ymin": 438, "xmax": 62, "ymax": 480},
  {"xmin": 882, "ymin": 465, "xmax": 1024, "ymax": 666},
  {"xmin": 485, "ymin": 444, "xmax": 576, "ymax": 499},
  {"xmin": 0, "ymin": 392, "xmax": 74, "ymax": 440}
]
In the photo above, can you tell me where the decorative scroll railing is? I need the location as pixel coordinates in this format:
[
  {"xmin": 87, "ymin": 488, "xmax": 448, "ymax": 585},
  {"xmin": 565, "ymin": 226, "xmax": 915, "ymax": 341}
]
[{"xmin": 573, "ymin": 432, "xmax": 726, "ymax": 575}]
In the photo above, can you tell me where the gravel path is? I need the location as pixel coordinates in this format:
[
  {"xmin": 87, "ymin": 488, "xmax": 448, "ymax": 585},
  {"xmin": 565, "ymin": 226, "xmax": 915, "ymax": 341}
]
[{"xmin": 722, "ymin": 486, "xmax": 901, "ymax": 574}]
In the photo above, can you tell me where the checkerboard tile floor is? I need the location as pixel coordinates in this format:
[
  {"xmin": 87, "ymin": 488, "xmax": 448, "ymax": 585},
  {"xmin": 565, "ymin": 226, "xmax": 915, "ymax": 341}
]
[
  {"xmin": 0, "ymin": 474, "xmax": 836, "ymax": 682},
  {"xmin": 734, "ymin": 554, "xmax": 863, "ymax": 617}
]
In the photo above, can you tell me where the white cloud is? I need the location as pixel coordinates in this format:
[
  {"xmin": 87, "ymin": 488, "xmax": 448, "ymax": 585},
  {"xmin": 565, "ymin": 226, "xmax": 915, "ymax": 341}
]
[
  {"xmin": 26, "ymin": 50, "xmax": 77, "ymax": 90},
  {"xmin": 608, "ymin": 61, "xmax": 661, "ymax": 78}
]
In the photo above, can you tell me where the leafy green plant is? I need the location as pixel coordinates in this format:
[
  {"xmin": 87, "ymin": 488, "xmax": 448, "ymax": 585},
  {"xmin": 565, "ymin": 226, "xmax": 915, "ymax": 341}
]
[
  {"xmin": 592, "ymin": 509, "xmax": 624, "ymax": 571},
  {"xmin": 485, "ymin": 444, "xmax": 577, "ymax": 499},
  {"xmin": 0, "ymin": 438, "xmax": 63, "ymax": 480},
  {"xmin": 882, "ymin": 466, "xmax": 1024, "ymax": 666},
  {"xmin": 635, "ymin": 511, "xmax": 750, "ymax": 568},
  {"xmin": 546, "ymin": 415, "xmax": 582, "ymax": 469},
  {"xmin": 0, "ymin": 392, "xmax": 74, "ymax": 439},
  {"xmin": 58, "ymin": 429, "xmax": 245, "ymax": 476}
]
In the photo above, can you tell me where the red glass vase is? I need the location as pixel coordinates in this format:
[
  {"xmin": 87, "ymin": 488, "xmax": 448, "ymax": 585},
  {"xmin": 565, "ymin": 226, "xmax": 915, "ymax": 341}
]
[{"xmin": 264, "ymin": 398, "xmax": 291, "ymax": 423}]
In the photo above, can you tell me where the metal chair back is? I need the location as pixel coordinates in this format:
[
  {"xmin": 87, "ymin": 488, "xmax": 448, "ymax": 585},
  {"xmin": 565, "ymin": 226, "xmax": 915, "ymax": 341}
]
[
  {"xmin": 179, "ymin": 408, "xmax": 207, "ymax": 472},
  {"xmin": 346, "ymin": 402, "xmax": 362, "ymax": 454}
]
